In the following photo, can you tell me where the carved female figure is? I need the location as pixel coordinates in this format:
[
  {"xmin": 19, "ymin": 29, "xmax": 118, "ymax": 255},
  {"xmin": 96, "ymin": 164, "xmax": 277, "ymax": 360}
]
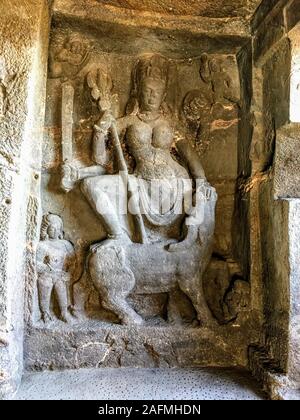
[
  {"xmin": 61, "ymin": 54, "xmax": 217, "ymax": 326},
  {"xmin": 36, "ymin": 214, "xmax": 75, "ymax": 323},
  {"xmin": 62, "ymin": 54, "xmax": 211, "ymax": 250}
]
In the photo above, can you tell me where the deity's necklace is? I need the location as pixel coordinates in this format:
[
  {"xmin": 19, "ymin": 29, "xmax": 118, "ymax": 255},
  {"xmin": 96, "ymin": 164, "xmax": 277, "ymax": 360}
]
[{"xmin": 137, "ymin": 112, "xmax": 161, "ymax": 123}]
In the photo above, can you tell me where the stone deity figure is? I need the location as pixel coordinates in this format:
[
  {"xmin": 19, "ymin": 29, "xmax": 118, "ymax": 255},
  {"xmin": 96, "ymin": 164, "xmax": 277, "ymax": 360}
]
[
  {"xmin": 199, "ymin": 53, "xmax": 239, "ymax": 106},
  {"xmin": 49, "ymin": 34, "xmax": 90, "ymax": 79},
  {"xmin": 36, "ymin": 214, "xmax": 75, "ymax": 323},
  {"xmin": 61, "ymin": 54, "xmax": 217, "ymax": 326},
  {"xmin": 62, "ymin": 54, "xmax": 212, "ymax": 250}
]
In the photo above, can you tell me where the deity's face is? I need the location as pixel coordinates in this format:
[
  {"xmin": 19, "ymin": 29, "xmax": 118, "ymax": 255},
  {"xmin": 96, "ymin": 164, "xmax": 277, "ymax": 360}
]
[
  {"xmin": 70, "ymin": 41, "xmax": 82, "ymax": 55},
  {"xmin": 47, "ymin": 218, "xmax": 63, "ymax": 240},
  {"xmin": 209, "ymin": 59, "xmax": 220, "ymax": 74},
  {"xmin": 139, "ymin": 78, "xmax": 166, "ymax": 113}
]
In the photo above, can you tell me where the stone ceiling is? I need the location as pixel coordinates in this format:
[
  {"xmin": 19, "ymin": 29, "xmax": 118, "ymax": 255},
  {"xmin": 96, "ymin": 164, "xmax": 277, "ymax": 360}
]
[{"xmin": 96, "ymin": 0, "xmax": 263, "ymax": 19}]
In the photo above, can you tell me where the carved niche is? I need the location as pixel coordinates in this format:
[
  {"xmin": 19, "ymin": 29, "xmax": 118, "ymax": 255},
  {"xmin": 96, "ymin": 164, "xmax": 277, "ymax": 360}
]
[{"xmin": 38, "ymin": 31, "xmax": 243, "ymax": 329}]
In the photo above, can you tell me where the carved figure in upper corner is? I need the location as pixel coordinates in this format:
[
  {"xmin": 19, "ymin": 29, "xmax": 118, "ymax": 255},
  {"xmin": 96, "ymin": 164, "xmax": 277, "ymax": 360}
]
[
  {"xmin": 49, "ymin": 34, "xmax": 91, "ymax": 80},
  {"xmin": 61, "ymin": 54, "xmax": 217, "ymax": 327},
  {"xmin": 199, "ymin": 53, "xmax": 240, "ymax": 106},
  {"xmin": 36, "ymin": 214, "xmax": 76, "ymax": 323}
]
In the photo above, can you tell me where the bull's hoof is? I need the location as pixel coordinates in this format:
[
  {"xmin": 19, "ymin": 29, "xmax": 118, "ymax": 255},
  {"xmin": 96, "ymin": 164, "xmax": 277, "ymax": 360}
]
[
  {"xmin": 59, "ymin": 311, "xmax": 74, "ymax": 324},
  {"xmin": 122, "ymin": 314, "xmax": 144, "ymax": 326},
  {"xmin": 41, "ymin": 311, "xmax": 53, "ymax": 323},
  {"xmin": 199, "ymin": 316, "xmax": 219, "ymax": 328}
]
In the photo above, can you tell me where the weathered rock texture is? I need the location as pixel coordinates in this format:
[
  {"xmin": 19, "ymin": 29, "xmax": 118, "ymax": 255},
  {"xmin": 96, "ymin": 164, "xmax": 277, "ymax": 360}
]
[
  {"xmin": 248, "ymin": 0, "xmax": 300, "ymax": 400},
  {"xmin": 0, "ymin": 0, "xmax": 49, "ymax": 398},
  {"xmin": 93, "ymin": 1, "xmax": 262, "ymax": 19}
]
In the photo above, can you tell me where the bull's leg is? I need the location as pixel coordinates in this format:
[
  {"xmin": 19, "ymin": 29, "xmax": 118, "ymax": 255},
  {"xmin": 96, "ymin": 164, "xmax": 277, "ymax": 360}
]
[
  {"xmin": 167, "ymin": 291, "xmax": 184, "ymax": 326},
  {"xmin": 37, "ymin": 275, "xmax": 53, "ymax": 323},
  {"xmin": 102, "ymin": 294, "xmax": 144, "ymax": 326},
  {"xmin": 178, "ymin": 278, "xmax": 218, "ymax": 328},
  {"xmin": 54, "ymin": 279, "xmax": 72, "ymax": 323},
  {"xmin": 89, "ymin": 247, "xmax": 144, "ymax": 326}
]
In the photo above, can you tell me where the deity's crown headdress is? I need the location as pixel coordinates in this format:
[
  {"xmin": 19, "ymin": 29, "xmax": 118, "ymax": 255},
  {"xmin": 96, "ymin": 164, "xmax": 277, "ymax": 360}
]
[
  {"xmin": 40, "ymin": 213, "xmax": 63, "ymax": 240},
  {"xmin": 134, "ymin": 54, "xmax": 170, "ymax": 87},
  {"xmin": 126, "ymin": 53, "xmax": 173, "ymax": 115}
]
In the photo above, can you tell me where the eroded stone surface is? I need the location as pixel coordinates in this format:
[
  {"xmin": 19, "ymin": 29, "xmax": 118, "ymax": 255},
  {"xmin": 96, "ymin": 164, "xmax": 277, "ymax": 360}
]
[
  {"xmin": 25, "ymin": 322, "xmax": 259, "ymax": 371},
  {"xmin": 94, "ymin": 0, "xmax": 262, "ymax": 19},
  {"xmin": 0, "ymin": 0, "xmax": 50, "ymax": 399}
]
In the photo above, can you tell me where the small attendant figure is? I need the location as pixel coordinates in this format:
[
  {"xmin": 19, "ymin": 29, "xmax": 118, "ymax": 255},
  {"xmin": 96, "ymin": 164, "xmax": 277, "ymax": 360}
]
[{"xmin": 37, "ymin": 214, "xmax": 75, "ymax": 323}]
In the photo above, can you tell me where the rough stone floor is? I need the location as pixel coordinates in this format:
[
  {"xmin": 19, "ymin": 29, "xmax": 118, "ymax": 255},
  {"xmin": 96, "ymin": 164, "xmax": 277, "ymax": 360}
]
[{"xmin": 14, "ymin": 368, "xmax": 265, "ymax": 400}]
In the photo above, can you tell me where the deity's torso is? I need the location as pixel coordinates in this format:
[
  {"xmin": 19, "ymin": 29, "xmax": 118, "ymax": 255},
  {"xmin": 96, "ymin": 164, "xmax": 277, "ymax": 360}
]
[
  {"xmin": 37, "ymin": 239, "xmax": 74, "ymax": 276},
  {"xmin": 120, "ymin": 115, "xmax": 189, "ymax": 181}
]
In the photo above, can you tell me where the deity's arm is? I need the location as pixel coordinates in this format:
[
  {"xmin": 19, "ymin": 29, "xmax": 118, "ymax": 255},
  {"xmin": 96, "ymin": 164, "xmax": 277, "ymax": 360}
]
[
  {"xmin": 92, "ymin": 114, "xmax": 129, "ymax": 166},
  {"xmin": 36, "ymin": 245, "xmax": 50, "ymax": 274},
  {"xmin": 175, "ymin": 139, "xmax": 206, "ymax": 181},
  {"xmin": 36, "ymin": 247, "xmax": 44, "ymax": 273},
  {"xmin": 61, "ymin": 117, "xmax": 129, "ymax": 191},
  {"xmin": 77, "ymin": 165, "xmax": 106, "ymax": 179},
  {"xmin": 63, "ymin": 240, "xmax": 75, "ymax": 255},
  {"xmin": 92, "ymin": 123, "xmax": 109, "ymax": 166}
]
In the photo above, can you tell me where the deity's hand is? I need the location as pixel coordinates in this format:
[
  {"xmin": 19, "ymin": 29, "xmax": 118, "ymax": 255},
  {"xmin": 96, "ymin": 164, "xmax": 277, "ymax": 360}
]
[
  {"xmin": 61, "ymin": 162, "xmax": 79, "ymax": 193},
  {"xmin": 94, "ymin": 110, "xmax": 115, "ymax": 134}
]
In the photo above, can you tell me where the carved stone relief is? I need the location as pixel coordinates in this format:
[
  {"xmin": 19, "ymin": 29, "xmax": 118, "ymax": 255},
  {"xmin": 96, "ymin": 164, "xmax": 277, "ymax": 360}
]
[
  {"xmin": 33, "ymin": 29, "xmax": 244, "ymax": 332},
  {"xmin": 203, "ymin": 258, "xmax": 250, "ymax": 324},
  {"xmin": 36, "ymin": 214, "xmax": 76, "ymax": 323},
  {"xmin": 57, "ymin": 53, "xmax": 217, "ymax": 327},
  {"xmin": 49, "ymin": 34, "xmax": 92, "ymax": 80},
  {"xmin": 222, "ymin": 278, "xmax": 250, "ymax": 323},
  {"xmin": 199, "ymin": 53, "xmax": 240, "ymax": 106}
]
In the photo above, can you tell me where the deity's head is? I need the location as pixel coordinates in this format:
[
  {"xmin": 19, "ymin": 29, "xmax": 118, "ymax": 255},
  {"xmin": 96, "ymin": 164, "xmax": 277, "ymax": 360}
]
[
  {"xmin": 224, "ymin": 279, "xmax": 250, "ymax": 317},
  {"xmin": 128, "ymin": 54, "xmax": 170, "ymax": 114},
  {"xmin": 65, "ymin": 34, "xmax": 83, "ymax": 55},
  {"xmin": 41, "ymin": 214, "xmax": 64, "ymax": 240},
  {"xmin": 209, "ymin": 58, "xmax": 221, "ymax": 74}
]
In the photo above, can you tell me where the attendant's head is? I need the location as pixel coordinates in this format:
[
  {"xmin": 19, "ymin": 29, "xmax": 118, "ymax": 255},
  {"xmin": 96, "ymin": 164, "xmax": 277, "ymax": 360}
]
[{"xmin": 41, "ymin": 214, "xmax": 64, "ymax": 240}]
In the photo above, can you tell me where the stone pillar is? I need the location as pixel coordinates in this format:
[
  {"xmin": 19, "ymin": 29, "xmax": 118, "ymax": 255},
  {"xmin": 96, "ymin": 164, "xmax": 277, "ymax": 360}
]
[
  {"xmin": 249, "ymin": 0, "xmax": 300, "ymax": 399},
  {"xmin": 255, "ymin": 196, "xmax": 300, "ymax": 399},
  {"xmin": 0, "ymin": 0, "xmax": 49, "ymax": 398},
  {"xmin": 284, "ymin": 199, "xmax": 300, "ymax": 396},
  {"xmin": 265, "ymin": 124, "xmax": 300, "ymax": 399}
]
